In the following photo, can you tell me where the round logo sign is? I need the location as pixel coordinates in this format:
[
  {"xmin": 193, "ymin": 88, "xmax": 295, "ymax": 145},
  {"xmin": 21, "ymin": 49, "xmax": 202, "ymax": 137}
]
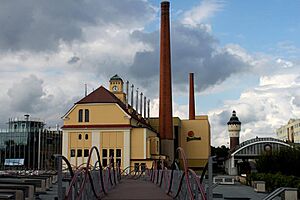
[{"xmin": 187, "ymin": 131, "xmax": 194, "ymax": 137}]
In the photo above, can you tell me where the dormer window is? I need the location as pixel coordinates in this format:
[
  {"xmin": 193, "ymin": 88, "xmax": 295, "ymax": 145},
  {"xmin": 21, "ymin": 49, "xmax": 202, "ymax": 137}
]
[
  {"xmin": 85, "ymin": 109, "xmax": 89, "ymax": 122},
  {"xmin": 78, "ymin": 109, "xmax": 83, "ymax": 122}
]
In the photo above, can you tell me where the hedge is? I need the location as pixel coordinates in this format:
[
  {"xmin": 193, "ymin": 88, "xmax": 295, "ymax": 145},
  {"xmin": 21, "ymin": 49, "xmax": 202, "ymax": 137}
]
[{"xmin": 248, "ymin": 172, "xmax": 300, "ymax": 192}]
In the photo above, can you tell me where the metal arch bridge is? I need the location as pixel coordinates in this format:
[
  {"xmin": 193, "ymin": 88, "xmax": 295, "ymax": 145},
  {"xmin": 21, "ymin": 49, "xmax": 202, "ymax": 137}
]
[
  {"xmin": 231, "ymin": 137, "xmax": 291, "ymax": 157},
  {"xmin": 55, "ymin": 146, "xmax": 207, "ymax": 200}
]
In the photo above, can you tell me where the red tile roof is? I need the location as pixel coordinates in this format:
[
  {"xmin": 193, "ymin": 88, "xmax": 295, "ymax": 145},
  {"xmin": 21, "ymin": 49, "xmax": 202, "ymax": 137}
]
[
  {"xmin": 75, "ymin": 86, "xmax": 155, "ymax": 131},
  {"xmin": 76, "ymin": 86, "xmax": 119, "ymax": 104}
]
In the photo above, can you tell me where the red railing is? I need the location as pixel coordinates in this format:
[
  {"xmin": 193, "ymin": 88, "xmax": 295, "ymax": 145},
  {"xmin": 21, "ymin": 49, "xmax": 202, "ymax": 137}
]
[
  {"xmin": 64, "ymin": 146, "xmax": 120, "ymax": 200},
  {"xmin": 59, "ymin": 146, "xmax": 207, "ymax": 200},
  {"xmin": 147, "ymin": 147, "xmax": 207, "ymax": 200}
]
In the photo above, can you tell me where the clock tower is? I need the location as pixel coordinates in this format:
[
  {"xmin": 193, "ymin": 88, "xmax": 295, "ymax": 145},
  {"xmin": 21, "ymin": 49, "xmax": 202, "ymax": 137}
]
[{"xmin": 109, "ymin": 74, "xmax": 126, "ymax": 103}]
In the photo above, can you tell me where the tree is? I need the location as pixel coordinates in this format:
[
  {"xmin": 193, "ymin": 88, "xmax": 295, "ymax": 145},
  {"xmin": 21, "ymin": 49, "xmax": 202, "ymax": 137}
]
[
  {"xmin": 211, "ymin": 145, "xmax": 229, "ymax": 158},
  {"xmin": 256, "ymin": 147, "xmax": 300, "ymax": 177}
]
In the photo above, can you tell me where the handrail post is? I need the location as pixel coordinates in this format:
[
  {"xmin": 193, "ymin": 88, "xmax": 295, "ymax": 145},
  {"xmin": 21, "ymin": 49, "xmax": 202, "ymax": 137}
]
[
  {"xmin": 208, "ymin": 156, "xmax": 213, "ymax": 200},
  {"xmin": 57, "ymin": 155, "xmax": 63, "ymax": 200}
]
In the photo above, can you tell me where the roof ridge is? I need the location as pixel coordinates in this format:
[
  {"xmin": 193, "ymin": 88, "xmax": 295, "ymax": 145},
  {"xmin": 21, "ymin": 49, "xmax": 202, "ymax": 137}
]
[{"xmin": 74, "ymin": 85, "xmax": 156, "ymax": 132}]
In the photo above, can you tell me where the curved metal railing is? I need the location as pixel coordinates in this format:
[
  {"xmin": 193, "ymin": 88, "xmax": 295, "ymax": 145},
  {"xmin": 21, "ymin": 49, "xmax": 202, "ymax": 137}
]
[
  {"xmin": 63, "ymin": 146, "xmax": 121, "ymax": 200},
  {"xmin": 58, "ymin": 146, "xmax": 207, "ymax": 200},
  {"xmin": 147, "ymin": 147, "xmax": 207, "ymax": 200}
]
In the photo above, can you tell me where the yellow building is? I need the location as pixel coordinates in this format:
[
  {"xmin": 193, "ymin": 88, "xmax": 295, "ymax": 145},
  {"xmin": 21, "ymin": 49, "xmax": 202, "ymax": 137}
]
[
  {"xmin": 62, "ymin": 75, "xmax": 210, "ymax": 170},
  {"xmin": 62, "ymin": 75, "xmax": 160, "ymax": 170},
  {"xmin": 276, "ymin": 119, "xmax": 300, "ymax": 143},
  {"xmin": 149, "ymin": 116, "xmax": 211, "ymax": 169}
]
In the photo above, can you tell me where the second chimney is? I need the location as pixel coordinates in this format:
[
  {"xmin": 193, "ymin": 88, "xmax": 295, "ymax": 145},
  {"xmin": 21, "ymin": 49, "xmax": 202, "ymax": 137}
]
[{"xmin": 189, "ymin": 73, "xmax": 195, "ymax": 120}]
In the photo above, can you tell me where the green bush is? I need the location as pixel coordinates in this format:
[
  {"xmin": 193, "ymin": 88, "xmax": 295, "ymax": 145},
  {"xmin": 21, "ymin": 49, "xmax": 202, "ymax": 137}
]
[
  {"xmin": 249, "ymin": 172, "xmax": 300, "ymax": 192},
  {"xmin": 256, "ymin": 147, "xmax": 300, "ymax": 177}
]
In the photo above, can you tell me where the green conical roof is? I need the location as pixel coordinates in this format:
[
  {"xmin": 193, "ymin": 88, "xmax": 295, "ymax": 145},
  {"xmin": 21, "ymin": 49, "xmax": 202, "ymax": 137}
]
[{"xmin": 110, "ymin": 74, "xmax": 123, "ymax": 82}]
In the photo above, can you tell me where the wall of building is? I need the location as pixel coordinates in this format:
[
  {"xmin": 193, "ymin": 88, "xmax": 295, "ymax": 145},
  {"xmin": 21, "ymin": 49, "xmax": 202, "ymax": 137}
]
[
  {"xmin": 64, "ymin": 129, "xmax": 128, "ymax": 168},
  {"xmin": 131, "ymin": 128, "xmax": 146, "ymax": 160},
  {"xmin": 64, "ymin": 103, "xmax": 130, "ymax": 125},
  {"xmin": 149, "ymin": 116, "xmax": 211, "ymax": 168},
  {"xmin": 67, "ymin": 131, "xmax": 92, "ymax": 167},
  {"xmin": 276, "ymin": 119, "xmax": 300, "ymax": 143},
  {"xmin": 180, "ymin": 116, "xmax": 211, "ymax": 168}
]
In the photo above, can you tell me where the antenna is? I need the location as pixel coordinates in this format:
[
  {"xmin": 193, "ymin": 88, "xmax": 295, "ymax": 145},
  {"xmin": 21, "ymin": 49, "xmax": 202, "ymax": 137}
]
[{"xmin": 85, "ymin": 84, "xmax": 87, "ymax": 97}]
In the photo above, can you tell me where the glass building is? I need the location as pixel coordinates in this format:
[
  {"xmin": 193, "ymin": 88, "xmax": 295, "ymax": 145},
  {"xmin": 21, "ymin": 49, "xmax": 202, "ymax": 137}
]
[{"xmin": 0, "ymin": 115, "xmax": 62, "ymax": 170}]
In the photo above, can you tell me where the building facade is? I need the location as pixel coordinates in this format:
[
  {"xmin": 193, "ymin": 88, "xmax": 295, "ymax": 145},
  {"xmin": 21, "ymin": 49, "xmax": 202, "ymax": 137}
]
[
  {"xmin": 276, "ymin": 119, "xmax": 300, "ymax": 143},
  {"xmin": 62, "ymin": 1, "xmax": 211, "ymax": 170},
  {"xmin": 62, "ymin": 75, "xmax": 160, "ymax": 170},
  {"xmin": 0, "ymin": 115, "xmax": 62, "ymax": 170},
  {"xmin": 149, "ymin": 116, "xmax": 210, "ymax": 169},
  {"xmin": 62, "ymin": 75, "xmax": 211, "ymax": 170}
]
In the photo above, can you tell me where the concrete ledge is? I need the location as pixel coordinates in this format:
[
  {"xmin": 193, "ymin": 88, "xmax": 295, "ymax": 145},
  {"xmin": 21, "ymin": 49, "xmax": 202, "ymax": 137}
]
[
  {"xmin": 213, "ymin": 176, "xmax": 235, "ymax": 185},
  {"xmin": 0, "ymin": 184, "xmax": 34, "ymax": 200},
  {"xmin": 284, "ymin": 188, "xmax": 298, "ymax": 200},
  {"xmin": 0, "ymin": 189, "xmax": 24, "ymax": 200},
  {"xmin": 253, "ymin": 181, "xmax": 266, "ymax": 193}
]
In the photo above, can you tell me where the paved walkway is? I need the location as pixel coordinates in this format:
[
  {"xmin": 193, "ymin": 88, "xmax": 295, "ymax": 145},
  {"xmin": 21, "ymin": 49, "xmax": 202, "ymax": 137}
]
[
  {"xmin": 103, "ymin": 179, "xmax": 172, "ymax": 200},
  {"xmin": 213, "ymin": 183, "xmax": 269, "ymax": 199}
]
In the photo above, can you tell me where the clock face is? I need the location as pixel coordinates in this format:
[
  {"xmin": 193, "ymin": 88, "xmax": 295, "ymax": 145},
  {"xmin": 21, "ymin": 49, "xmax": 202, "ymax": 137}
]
[{"xmin": 112, "ymin": 86, "xmax": 118, "ymax": 91}]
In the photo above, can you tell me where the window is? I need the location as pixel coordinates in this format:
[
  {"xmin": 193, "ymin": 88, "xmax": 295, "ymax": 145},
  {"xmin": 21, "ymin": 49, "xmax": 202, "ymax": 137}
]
[
  {"xmin": 109, "ymin": 149, "xmax": 114, "ymax": 165},
  {"xmin": 70, "ymin": 149, "xmax": 75, "ymax": 157},
  {"xmin": 102, "ymin": 149, "xmax": 108, "ymax": 167},
  {"xmin": 116, "ymin": 149, "xmax": 121, "ymax": 157},
  {"xmin": 134, "ymin": 163, "xmax": 139, "ymax": 172},
  {"xmin": 78, "ymin": 109, "xmax": 83, "ymax": 122},
  {"xmin": 102, "ymin": 149, "xmax": 107, "ymax": 157},
  {"xmin": 77, "ymin": 149, "xmax": 82, "ymax": 157},
  {"xmin": 116, "ymin": 149, "xmax": 122, "ymax": 166},
  {"xmin": 109, "ymin": 149, "xmax": 114, "ymax": 158},
  {"xmin": 84, "ymin": 109, "xmax": 89, "ymax": 122},
  {"xmin": 84, "ymin": 149, "xmax": 89, "ymax": 157},
  {"xmin": 85, "ymin": 134, "xmax": 88, "ymax": 140},
  {"xmin": 141, "ymin": 163, "xmax": 146, "ymax": 172},
  {"xmin": 78, "ymin": 134, "xmax": 82, "ymax": 140},
  {"xmin": 102, "ymin": 158, "xmax": 107, "ymax": 167},
  {"xmin": 116, "ymin": 159, "xmax": 121, "ymax": 166}
]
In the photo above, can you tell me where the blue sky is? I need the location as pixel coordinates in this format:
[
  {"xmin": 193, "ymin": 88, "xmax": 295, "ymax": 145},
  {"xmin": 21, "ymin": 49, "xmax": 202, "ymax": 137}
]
[
  {"xmin": 169, "ymin": 0, "xmax": 300, "ymax": 112},
  {"xmin": 212, "ymin": 1, "xmax": 300, "ymax": 53},
  {"xmin": 0, "ymin": 0, "xmax": 299, "ymax": 146}
]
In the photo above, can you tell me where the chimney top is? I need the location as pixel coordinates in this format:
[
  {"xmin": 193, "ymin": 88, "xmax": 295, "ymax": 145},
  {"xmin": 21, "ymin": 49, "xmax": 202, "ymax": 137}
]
[{"xmin": 161, "ymin": 1, "xmax": 170, "ymax": 10}]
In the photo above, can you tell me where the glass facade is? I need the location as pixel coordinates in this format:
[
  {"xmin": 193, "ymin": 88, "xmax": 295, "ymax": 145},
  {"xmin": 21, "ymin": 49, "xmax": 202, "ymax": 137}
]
[{"xmin": 0, "ymin": 117, "xmax": 62, "ymax": 170}]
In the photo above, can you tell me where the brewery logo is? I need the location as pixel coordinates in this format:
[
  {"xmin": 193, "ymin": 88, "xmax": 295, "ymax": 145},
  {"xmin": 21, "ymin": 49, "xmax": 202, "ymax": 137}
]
[{"xmin": 186, "ymin": 131, "xmax": 201, "ymax": 142}]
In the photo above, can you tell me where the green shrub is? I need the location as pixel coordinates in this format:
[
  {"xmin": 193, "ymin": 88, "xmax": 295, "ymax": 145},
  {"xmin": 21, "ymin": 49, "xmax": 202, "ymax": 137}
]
[
  {"xmin": 256, "ymin": 147, "xmax": 300, "ymax": 176},
  {"xmin": 249, "ymin": 172, "xmax": 300, "ymax": 192}
]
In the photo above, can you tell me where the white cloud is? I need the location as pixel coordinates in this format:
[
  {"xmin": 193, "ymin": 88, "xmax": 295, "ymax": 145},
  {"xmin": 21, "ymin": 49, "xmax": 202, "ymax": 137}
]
[
  {"xmin": 181, "ymin": 0, "xmax": 224, "ymax": 26},
  {"xmin": 276, "ymin": 58, "xmax": 293, "ymax": 68},
  {"xmin": 150, "ymin": 97, "xmax": 188, "ymax": 120},
  {"xmin": 208, "ymin": 71, "xmax": 300, "ymax": 147}
]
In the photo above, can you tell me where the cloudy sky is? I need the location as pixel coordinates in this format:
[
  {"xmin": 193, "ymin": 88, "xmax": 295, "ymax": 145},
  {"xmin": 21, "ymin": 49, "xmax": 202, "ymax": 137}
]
[{"xmin": 0, "ymin": 0, "xmax": 299, "ymax": 146}]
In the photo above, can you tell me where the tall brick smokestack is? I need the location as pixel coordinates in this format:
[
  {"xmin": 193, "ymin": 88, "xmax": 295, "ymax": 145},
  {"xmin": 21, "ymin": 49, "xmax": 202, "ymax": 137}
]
[
  {"xmin": 159, "ymin": 1, "xmax": 173, "ymax": 140},
  {"xmin": 159, "ymin": 1, "xmax": 174, "ymax": 161},
  {"xmin": 189, "ymin": 73, "xmax": 195, "ymax": 120}
]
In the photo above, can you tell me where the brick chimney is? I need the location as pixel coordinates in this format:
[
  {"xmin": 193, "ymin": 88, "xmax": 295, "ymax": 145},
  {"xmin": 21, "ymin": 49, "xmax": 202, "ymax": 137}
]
[
  {"xmin": 189, "ymin": 73, "xmax": 195, "ymax": 120},
  {"xmin": 159, "ymin": 1, "xmax": 174, "ymax": 161}
]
